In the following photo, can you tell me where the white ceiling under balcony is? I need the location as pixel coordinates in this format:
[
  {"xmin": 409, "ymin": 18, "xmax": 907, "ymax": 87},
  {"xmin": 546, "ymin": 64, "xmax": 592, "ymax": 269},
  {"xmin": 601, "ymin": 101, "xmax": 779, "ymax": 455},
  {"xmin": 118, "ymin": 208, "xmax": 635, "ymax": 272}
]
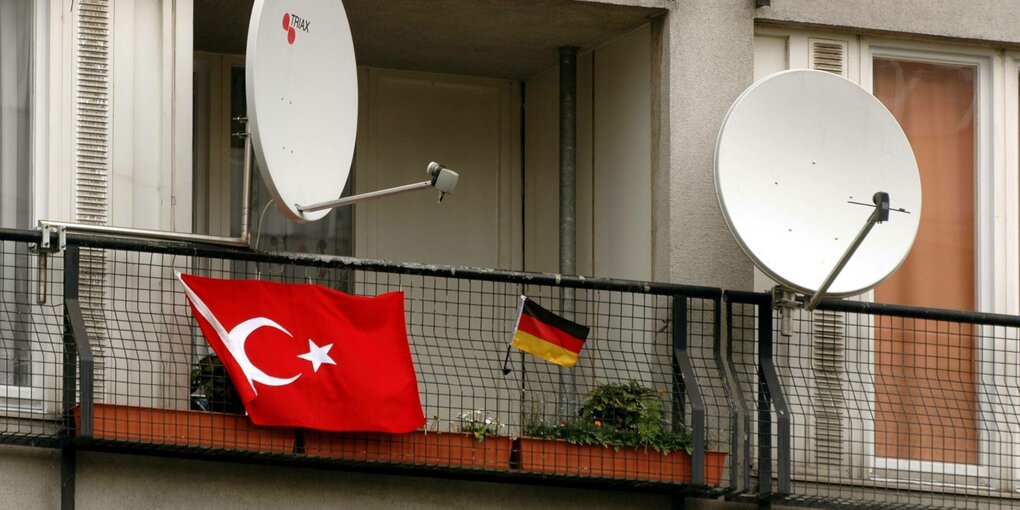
[{"xmin": 195, "ymin": 0, "xmax": 667, "ymax": 80}]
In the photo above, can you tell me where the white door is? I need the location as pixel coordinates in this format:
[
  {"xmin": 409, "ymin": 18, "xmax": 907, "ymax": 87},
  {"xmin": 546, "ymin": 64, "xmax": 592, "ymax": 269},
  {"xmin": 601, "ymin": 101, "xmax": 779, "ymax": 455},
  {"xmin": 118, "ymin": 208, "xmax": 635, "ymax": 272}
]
[{"xmin": 354, "ymin": 69, "xmax": 521, "ymax": 269}]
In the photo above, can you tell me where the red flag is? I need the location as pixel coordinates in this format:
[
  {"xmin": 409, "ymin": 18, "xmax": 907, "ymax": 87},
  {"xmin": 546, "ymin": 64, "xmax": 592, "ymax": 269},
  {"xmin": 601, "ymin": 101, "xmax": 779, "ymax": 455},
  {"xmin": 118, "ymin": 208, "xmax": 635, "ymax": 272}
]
[{"xmin": 177, "ymin": 273, "xmax": 424, "ymax": 433}]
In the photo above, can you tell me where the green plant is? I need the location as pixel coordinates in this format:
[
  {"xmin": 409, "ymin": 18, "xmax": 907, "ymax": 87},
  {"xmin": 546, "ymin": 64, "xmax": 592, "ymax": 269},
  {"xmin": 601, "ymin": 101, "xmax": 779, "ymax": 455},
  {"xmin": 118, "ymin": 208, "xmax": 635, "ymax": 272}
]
[
  {"xmin": 457, "ymin": 409, "xmax": 505, "ymax": 441},
  {"xmin": 522, "ymin": 400, "xmax": 551, "ymax": 437},
  {"xmin": 526, "ymin": 381, "xmax": 692, "ymax": 455},
  {"xmin": 190, "ymin": 354, "xmax": 244, "ymax": 414}
]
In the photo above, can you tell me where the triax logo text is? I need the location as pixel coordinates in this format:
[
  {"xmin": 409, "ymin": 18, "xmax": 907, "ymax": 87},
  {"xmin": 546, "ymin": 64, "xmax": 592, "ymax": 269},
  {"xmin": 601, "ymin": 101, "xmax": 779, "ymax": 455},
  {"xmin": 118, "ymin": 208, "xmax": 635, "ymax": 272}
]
[{"xmin": 282, "ymin": 12, "xmax": 310, "ymax": 45}]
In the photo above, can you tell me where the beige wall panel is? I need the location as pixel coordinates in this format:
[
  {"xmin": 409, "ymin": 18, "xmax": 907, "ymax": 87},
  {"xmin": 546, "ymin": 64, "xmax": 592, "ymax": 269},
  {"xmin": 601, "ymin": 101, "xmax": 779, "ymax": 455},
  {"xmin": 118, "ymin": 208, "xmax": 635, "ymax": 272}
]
[
  {"xmin": 354, "ymin": 69, "xmax": 520, "ymax": 269},
  {"xmin": 522, "ymin": 56, "xmax": 594, "ymax": 276},
  {"xmin": 594, "ymin": 25, "xmax": 651, "ymax": 281},
  {"xmin": 524, "ymin": 25, "xmax": 653, "ymax": 282},
  {"xmin": 753, "ymin": 34, "xmax": 788, "ymax": 80}
]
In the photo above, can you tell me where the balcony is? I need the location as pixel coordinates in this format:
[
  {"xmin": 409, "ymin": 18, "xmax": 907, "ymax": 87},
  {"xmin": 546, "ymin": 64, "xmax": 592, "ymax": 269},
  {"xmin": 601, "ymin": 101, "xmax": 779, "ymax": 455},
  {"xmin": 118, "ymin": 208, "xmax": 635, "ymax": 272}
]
[{"xmin": 2, "ymin": 227, "xmax": 1020, "ymax": 508}]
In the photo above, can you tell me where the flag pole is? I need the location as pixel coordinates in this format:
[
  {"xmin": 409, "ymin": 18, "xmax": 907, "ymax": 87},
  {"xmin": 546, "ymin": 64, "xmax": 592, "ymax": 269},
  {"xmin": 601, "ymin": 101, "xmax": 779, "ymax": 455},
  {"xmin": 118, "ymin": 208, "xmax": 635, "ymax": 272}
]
[{"xmin": 501, "ymin": 295, "xmax": 527, "ymax": 375}]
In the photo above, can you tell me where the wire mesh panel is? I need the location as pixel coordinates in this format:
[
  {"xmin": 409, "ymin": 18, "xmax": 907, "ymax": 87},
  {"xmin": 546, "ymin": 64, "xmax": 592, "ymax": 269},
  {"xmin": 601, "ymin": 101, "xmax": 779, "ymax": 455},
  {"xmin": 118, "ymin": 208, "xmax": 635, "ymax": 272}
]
[
  {"xmin": 727, "ymin": 289, "xmax": 1020, "ymax": 509},
  {"xmin": 781, "ymin": 306, "xmax": 1020, "ymax": 509},
  {"xmin": 727, "ymin": 293, "xmax": 778, "ymax": 502},
  {"xmin": 0, "ymin": 229, "xmax": 732, "ymax": 494},
  {"xmin": 0, "ymin": 232, "xmax": 64, "ymax": 444},
  {"xmin": 16, "ymin": 226, "xmax": 1020, "ymax": 507}
]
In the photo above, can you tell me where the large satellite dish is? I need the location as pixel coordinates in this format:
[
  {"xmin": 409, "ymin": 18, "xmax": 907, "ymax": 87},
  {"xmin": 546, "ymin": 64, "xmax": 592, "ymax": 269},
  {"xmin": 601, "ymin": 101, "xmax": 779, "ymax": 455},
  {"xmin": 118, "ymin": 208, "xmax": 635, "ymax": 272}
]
[
  {"xmin": 246, "ymin": 0, "xmax": 358, "ymax": 222},
  {"xmin": 715, "ymin": 69, "xmax": 921, "ymax": 302}
]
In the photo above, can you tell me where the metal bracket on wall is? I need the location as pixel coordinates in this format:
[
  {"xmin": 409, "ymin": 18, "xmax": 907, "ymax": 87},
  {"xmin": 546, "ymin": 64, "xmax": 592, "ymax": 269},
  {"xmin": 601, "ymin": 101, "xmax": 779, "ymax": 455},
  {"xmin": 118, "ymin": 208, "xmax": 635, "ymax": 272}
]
[
  {"xmin": 29, "ymin": 224, "xmax": 67, "ymax": 304},
  {"xmin": 36, "ymin": 223, "xmax": 68, "ymax": 254}
]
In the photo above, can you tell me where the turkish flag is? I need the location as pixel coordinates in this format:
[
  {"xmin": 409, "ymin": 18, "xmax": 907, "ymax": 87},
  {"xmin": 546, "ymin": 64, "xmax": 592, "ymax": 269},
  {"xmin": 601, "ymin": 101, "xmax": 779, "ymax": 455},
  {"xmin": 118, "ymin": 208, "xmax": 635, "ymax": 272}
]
[{"xmin": 177, "ymin": 273, "xmax": 425, "ymax": 433}]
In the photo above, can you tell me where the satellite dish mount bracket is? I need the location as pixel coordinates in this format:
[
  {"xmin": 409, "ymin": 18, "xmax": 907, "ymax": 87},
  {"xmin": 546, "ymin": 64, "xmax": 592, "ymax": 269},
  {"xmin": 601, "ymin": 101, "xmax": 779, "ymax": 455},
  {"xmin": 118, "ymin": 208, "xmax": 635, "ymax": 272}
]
[
  {"xmin": 295, "ymin": 162, "xmax": 459, "ymax": 214},
  {"xmin": 776, "ymin": 191, "xmax": 893, "ymax": 335}
]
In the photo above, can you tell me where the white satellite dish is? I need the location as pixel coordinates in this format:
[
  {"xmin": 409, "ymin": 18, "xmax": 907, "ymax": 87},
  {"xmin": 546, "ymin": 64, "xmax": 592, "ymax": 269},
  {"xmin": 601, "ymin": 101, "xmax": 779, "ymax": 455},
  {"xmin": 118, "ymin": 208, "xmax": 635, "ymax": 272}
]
[
  {"xmin": 715, "ymin": 69, "xmax": 921, "ymax": 305},
  {"xmin": 246, "ymin": 0, "xmax": 359, "ymax": 222},
  {"xmin": 243, "ymin": 0, "xmax": 460, "ymax": 227}
]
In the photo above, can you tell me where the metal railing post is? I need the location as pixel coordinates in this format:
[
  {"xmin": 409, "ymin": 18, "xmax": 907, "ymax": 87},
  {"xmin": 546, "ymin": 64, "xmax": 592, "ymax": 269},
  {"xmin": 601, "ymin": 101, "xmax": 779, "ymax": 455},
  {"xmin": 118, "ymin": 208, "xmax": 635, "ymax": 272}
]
[
  {"xmin": 724, "ymin": 297, "xmax": 751, "ymax": 491},
  {"xmin": 63, "ymin": 245, "xmax": 94, "ymax": 437},
  {"xmin": 757, "ymin": 300, "xmax": 773, "ymax": 501},
  {"xmin": 60, "ymin": 244, "xmax": 96, "ymax": 510},
  {"xmin": 672, "ymin": 295, "xmax": 706, "ymax": 485},
  {"xmin": 756, "ymin": 293, "xmax": 791, "ymax": 503},
  {"xmin": 712, "ymin": 295, "xmax": 741, "ymax": 492}
]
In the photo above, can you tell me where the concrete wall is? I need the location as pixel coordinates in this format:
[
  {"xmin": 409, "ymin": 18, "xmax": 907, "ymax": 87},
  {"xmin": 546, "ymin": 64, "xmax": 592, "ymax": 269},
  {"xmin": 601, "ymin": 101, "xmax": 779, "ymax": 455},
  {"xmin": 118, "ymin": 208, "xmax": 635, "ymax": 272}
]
[
  {"xmin": 653, "ymin": 0, "xmax": 757, "ymax": 289},
  {"xmin": 757, "ymin": 0, "xmax": 1020, "ymax": 45},
  {"xmin": 0, "ymin": 445, "xmax": 778, "ymax": 509},
  {"xmin": 73, "ymin": 452, "xmax": 673, "ymax": 510},
  {"xmin": 0, "ymin": 446, "xmax": 59, "ymax": 510},
  {"xmin": 0, "ymin": 446, "xmax": 676, "ymax": 510}
]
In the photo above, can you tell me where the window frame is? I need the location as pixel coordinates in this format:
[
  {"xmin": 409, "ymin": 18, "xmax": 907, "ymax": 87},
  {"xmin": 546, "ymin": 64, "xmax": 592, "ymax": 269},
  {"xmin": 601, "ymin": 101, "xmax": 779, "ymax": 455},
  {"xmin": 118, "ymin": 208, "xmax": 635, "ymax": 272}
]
[
  {"xmin": 0, "ymin": 0, "xmax": 63, "ymax": 418},
  {"xmin": 860, "ymin": 40, "xmax": 1000, "ymax": 488},
  {"xmin": 1005, "ymin": 50, "xmax": 1020, "ymax": 489}
]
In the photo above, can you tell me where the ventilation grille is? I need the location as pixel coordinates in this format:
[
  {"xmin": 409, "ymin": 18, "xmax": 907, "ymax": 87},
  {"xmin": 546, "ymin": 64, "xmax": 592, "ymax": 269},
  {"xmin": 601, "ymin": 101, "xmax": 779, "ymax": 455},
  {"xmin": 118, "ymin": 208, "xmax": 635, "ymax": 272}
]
[
  {"xmin": 76, "ymin": 0, "xmax": 110, "ymax": 224},
  {"xmin": 813, "ymin": 310, "xmax": 846, "ymax": 466},
  {"xmin": 76, "ymin": 0, "xmax": 110, "ymax": 402},
  {"xmin": 809, "ymin": 38, "xmax": 847, "ymax": 77}
]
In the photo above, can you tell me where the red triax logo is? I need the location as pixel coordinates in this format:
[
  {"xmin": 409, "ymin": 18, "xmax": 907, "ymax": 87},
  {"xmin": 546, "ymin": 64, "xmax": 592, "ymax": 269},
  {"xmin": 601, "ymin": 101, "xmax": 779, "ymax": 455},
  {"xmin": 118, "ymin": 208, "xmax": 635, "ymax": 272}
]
[{"xmin": 282, "ymin": 12, "xmax": 310, "ymax": 45}]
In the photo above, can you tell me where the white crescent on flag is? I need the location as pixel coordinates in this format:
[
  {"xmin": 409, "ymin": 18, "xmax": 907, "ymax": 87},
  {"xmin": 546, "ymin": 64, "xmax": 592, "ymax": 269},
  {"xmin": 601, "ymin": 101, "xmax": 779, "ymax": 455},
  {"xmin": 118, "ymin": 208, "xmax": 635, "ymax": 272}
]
[{"xmin": 177, "ymin": 273, "xmax": 301, "ymax": 394}]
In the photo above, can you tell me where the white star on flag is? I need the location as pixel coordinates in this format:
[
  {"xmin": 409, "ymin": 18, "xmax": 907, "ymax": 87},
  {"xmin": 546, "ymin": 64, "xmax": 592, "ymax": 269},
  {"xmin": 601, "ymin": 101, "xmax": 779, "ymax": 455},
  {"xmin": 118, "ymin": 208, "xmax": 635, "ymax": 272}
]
[{"xmin": 298, "ymin": 339, "xmax": 336, "ymax": 372}]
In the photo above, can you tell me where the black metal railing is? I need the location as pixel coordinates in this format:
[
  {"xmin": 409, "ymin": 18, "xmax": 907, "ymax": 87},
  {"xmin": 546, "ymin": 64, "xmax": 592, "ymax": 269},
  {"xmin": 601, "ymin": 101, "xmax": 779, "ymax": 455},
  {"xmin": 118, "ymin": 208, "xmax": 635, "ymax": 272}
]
[
  {"xmin": 0, "ymin": 228, "xmax": 735, "ymax": 503},
  {"xmin": 4, "ymin": 226, "xmax": 1020, "ymax": 509}
]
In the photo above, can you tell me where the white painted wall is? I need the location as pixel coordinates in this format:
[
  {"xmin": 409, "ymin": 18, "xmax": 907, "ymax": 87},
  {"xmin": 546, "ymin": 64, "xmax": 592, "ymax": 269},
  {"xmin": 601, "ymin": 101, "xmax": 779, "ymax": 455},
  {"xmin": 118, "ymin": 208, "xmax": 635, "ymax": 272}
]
[{"xmin": 109, "ymin": 0, "xmax": 192, "ymax": 231}]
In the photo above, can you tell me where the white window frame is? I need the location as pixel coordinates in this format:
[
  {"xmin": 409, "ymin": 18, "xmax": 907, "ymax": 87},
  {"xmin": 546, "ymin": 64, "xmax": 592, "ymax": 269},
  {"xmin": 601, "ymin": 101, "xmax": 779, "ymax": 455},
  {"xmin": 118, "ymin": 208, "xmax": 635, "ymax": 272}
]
[
  {"xmin": 860, "ymin": 39, "xmax": 1000, "ymax": 489},
  {"xmin": 1, "ymin": 0, "xmax": 196, "ymax": 417},
  {"xmin": 1005, "ymin": 51, "xmax": 1020, "ymax": 489},
  {"xmin": 0, "ymin": 0, "xmax": 65, "ymax": 418}
]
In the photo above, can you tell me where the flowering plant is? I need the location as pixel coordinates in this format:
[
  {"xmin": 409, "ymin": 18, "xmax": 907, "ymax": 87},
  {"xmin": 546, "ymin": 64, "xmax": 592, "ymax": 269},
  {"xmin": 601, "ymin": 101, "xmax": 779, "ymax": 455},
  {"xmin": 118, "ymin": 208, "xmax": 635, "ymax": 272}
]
[
  {"xmin": 457, "ymin": 409, "xmax": 505, "ymax": 442},
  {"xmin": 525, "ymin": 381, "xmax": 692, "ymax": 455}
]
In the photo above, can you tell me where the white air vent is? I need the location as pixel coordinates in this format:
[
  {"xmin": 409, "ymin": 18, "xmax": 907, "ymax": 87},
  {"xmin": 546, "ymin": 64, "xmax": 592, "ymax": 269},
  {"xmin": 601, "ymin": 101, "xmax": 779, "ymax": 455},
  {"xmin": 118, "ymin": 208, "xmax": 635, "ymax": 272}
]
[
  {"xmin": 809, "ymin": 38, "xmax": 847, "ymax": 78},
  {"xmin": 812, "ymin": 310, "xmax": 846, "ymax": 466},
  {"xmin": 75, "ymin": 0, "xmax": 110, "ymax": 402}
]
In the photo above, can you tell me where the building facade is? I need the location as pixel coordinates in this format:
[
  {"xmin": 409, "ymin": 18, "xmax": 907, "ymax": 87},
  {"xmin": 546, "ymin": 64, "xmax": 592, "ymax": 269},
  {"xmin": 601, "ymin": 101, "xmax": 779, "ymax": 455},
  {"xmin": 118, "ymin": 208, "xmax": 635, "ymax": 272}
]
[{"xmin": 3, "ymin": 0, "xmax": 1020, "ymax": 508}]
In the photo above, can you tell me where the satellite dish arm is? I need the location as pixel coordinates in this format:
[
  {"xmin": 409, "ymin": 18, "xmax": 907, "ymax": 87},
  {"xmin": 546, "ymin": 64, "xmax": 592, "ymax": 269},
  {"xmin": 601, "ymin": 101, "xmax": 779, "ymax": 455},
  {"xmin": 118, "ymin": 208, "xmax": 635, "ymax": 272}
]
[
  {"xmin": 296, "ymin": 162, "xmax": 459, "ymax": 213},
  {"xmin": 804, "ymin": 191, "xmax": 890, "ymax": 311}
]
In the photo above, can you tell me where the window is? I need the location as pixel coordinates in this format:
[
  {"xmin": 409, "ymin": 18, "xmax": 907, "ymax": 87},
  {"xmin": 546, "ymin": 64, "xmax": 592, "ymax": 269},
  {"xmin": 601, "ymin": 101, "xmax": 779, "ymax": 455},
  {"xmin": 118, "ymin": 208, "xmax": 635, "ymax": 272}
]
[
  {"xmin": 0, "ymin": 0, "xmax": 32, "ymax": 229},
  {"xmin": 871, "ymin": 58, "xmax": 979, "ymax": 467},
  {"xmin": 0, "ymin": 0, "xmax": 33, "ymax": 386}
]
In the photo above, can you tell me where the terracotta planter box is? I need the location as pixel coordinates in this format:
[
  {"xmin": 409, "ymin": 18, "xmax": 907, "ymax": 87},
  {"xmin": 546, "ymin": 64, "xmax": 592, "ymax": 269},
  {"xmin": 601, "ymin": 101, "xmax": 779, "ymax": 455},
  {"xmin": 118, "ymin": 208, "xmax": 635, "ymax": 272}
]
[
  {"xmin": 516, "ymin": 437, "xmax": 727, "ymax": 485},
  {"xmin": 304, "ymin": 430, "xmax": 513, "ymax": 470},
  {"xmin": 72, "ymin": 403, "xmax": 295, "ymax": 454},
  {"xmin": 303, "ymin": 430, "xmax": 417, "ymax": 463}
]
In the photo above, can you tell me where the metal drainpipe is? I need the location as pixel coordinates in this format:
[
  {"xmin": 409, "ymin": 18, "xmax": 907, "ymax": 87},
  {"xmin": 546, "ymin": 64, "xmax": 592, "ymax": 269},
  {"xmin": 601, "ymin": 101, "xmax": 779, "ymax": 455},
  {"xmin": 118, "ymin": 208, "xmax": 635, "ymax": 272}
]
[{"xmin": 559, "ymin": 46, "xmax": 579, "ymax": 418}]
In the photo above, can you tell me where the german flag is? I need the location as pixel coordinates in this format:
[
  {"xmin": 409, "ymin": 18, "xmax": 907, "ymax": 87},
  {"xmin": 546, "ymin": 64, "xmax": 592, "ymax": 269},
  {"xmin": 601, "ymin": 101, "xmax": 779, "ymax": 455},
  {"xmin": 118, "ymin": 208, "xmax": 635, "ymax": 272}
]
[{"xmin": 510, "ymin": 296, "xmax": 590, "ymax": 367}]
